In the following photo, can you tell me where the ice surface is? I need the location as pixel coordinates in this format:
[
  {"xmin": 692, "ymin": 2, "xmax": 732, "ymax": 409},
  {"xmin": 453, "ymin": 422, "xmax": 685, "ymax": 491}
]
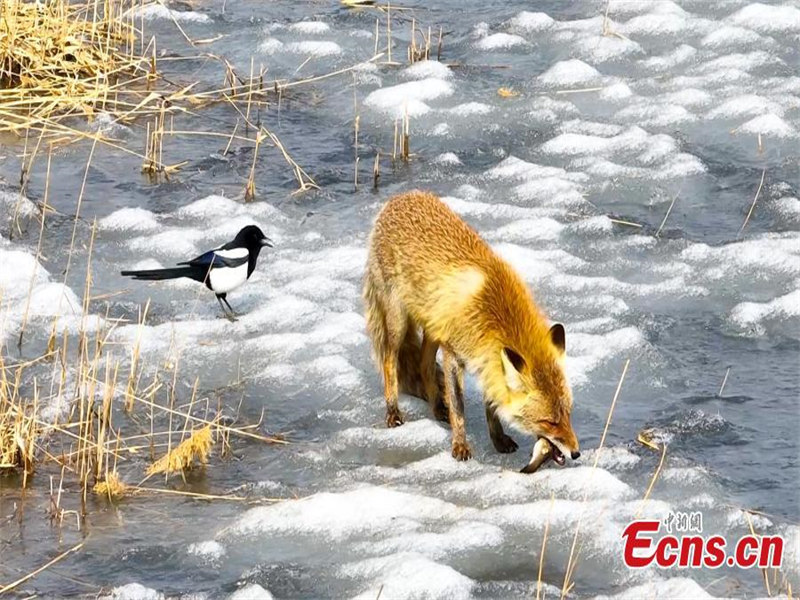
[{"xmin": 4, "ymin": 1, "xmax": 799, "ymax": 597}]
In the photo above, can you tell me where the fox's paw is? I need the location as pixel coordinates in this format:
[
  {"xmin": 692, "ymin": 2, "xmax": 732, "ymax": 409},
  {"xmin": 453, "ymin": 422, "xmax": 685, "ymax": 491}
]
[
  {"xmin": 492, "ymin": 434, "xmax": 519, "ymax": 454},
  {"xmin": 451, "ymin": 441, "xmax": 473, "ymax": 461},
  {"xmin": 386, "ymin": 408, "xmax": 405, "ymax": 428}
]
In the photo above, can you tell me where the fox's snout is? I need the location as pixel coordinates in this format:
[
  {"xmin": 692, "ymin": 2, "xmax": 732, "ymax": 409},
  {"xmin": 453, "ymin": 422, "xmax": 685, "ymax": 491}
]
[{"xmin": 541, "ymin": 421, "xmax": 581, "ymax": 464}]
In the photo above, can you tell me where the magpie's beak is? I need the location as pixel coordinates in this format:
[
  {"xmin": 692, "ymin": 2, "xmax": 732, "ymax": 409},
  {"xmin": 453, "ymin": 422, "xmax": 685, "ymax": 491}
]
[{"xmin": 260, "ymin": 237, "xmax": 274, "ymax": 248}]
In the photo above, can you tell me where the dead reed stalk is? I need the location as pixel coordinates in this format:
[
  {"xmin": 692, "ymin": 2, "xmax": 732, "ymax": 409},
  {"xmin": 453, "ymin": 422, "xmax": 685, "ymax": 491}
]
[
  {"xmin": 560, "ymin": 359, "xmax": 630, "ymax": 599},
  {"xmin": 739, "ymin": 168, "xmax": 766, "ymax": 236}
]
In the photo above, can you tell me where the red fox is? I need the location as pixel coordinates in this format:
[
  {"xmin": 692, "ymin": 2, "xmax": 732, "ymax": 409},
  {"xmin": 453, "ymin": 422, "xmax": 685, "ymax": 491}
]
[{"xmin": 363, "ymin": 190, "xmax": 580, "ymax": 464}]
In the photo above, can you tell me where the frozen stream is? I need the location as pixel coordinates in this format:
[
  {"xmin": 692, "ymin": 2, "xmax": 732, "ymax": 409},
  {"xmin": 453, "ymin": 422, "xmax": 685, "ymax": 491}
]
[{"xmin": 0, "ymin": 0, "xmax": 798, "ymax": 598}]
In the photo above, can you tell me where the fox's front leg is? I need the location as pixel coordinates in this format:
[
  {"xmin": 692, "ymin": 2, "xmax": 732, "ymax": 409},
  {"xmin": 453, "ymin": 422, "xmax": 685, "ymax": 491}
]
[
  {"xmin": 443, "ymin": 348, "xmax": 471, "ymax": 461},
  {"xmin": 485, "ymin": 403, "xmax": 518, "ymax": 453}
]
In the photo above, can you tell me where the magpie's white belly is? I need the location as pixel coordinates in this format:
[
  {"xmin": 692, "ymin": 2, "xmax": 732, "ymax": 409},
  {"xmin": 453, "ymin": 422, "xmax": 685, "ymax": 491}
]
[{"xmin": 208, "ymin": 263, "xmax": 248, "ymax": 294}]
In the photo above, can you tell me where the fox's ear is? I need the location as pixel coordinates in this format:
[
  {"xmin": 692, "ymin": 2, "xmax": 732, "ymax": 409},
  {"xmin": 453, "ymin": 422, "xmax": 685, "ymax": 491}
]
[
  {"xmin": 501, "ymin": 347, "xmax": 526, "ymax": 391},
  {"xmin": 549, "ymin": 323, "xmax": 566, "ymax": 355}
]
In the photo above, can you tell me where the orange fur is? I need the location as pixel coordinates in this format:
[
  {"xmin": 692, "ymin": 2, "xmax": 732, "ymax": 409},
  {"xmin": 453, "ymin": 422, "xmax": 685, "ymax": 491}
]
[{"xmin": 363, "ymin": 190, "xmax": 580, "ymax": 460}]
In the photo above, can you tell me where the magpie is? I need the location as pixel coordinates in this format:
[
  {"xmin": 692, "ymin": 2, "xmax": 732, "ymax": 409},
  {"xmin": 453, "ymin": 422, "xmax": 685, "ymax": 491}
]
[{"xmin": 121, "ymin": 225, "xmax": 273, "ymax": 321}]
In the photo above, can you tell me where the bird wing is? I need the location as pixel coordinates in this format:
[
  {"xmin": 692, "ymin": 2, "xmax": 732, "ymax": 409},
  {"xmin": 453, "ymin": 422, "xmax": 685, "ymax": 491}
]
[{"xmin": 179, "ymin": 246, "xmax": 249, "ymax": 269}]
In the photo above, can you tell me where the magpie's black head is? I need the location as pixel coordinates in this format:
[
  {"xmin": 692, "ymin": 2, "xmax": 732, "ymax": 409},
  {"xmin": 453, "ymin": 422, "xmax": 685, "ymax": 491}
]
[{"xmin": 233, "ymin": 225, "xmax": 273, "ymax": 254}]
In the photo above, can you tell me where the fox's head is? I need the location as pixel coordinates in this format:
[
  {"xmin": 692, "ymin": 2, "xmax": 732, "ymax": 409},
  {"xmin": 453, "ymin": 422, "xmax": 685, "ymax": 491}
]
[{"xmin": 497, "ymin": 324, "xmax": 580, "ymax": 466}]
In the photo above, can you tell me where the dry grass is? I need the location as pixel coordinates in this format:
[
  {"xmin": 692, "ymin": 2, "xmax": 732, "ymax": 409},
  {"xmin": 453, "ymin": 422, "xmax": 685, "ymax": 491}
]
[
  {"xmin": 93, "ymin": 470, "xmax": 129, "ymax": 499},
  {"xmin": 1, "ymin": 310, "xmax": 287, "ymax": 519},
  {"xmin": 146, "ymin": 425, "xmax": 213, "ymax": 476},
  {"xmin": 497, "ymin": 87, "xmax": 520, "ymax": 98},
  {"xmin": 0, "ymin": 0, "xmax": 320, "ymax": 193},
  {"xmin": 0, "ymin": 353, "xmax": 39, "ymax": 477},
  {"xmin": 0, "ymin": 0, "xmax": 144, "ymax": 135},
  {"xmin": 1, "ymin": 229, "xmax": 287, "ymax": 519}
]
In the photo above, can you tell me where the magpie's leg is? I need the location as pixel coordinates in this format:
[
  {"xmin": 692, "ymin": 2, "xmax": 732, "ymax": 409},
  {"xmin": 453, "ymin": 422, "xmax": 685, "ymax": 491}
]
[
  {"xmin": 217, "ymin": 295, "xmax": 237, "ymax": 322},
  {"xmin": 221, "ymin": 296, "xmax": 238, "ymax": 318}
]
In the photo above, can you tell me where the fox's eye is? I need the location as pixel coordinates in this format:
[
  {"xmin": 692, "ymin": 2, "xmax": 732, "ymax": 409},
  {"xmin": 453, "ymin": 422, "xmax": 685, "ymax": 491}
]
[{"xmin": 539, "ymin": 419, "xmax": 558, "ymax": 428}]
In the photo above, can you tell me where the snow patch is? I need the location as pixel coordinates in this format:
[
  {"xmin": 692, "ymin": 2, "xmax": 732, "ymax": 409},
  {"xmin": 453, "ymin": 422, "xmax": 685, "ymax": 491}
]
[
  {"xmin": 476, "ymin": 33, "xmax": 527, "ymax": 50},
  {"xmin": 727, "ymin": 3, "xmax": 800, "ymax": 33},
  {"xmin": 364, "ymin": 78, "xmax": 454, "ymax": 118},
  {"xmin": 538, "ymin": 59, "xmax": 602, "ymax": 87}
]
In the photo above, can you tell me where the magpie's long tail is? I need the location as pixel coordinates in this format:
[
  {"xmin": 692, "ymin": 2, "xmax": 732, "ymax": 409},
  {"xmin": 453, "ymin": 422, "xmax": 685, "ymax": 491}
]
[{"xmin": 120, "ymin": 266, "xmax": 200, "ymax": 281}]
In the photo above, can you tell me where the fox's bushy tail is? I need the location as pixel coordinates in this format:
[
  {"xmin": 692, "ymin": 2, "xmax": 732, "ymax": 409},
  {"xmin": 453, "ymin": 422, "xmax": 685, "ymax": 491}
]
[{"xmin": 120, "ymin": 267, "xmax": 198, "ymax": 281}]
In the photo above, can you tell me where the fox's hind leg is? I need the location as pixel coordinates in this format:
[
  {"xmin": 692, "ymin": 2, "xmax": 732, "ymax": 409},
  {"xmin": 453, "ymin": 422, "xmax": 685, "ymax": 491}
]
[
  {"xmin": 485, "ymin": 403, "xmax": 518, "ymax": 453},
  {"xmin": 420, "ymin": 333, "xmax": 448, "ymax": 422},
  {"xmin": 382, "ymin": 354, "xmax": 403, "ymax": 427},
  {"xmin": 363, "ymin": 266, "xmax": 405, "ymax": 427},
  {"xmin": 381, "ymin": 298, "xmax": 408, "ymax": 428},
  {"xmin": 443, "ymin": 348, "xmax": 471, "ymax": 461}
]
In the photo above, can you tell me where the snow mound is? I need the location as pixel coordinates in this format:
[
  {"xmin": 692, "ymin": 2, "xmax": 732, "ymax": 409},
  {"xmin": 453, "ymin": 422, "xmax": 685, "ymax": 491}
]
[
  {"xmin": 508, "ymin": 11, "xmax": 556, "ymax": 33},
  {"xmin": 221, "ymin": 486, "xmax": 462, "ymax": 541},
  {"xmin": 128, "ymin": 4, "xmax": 209, "ymax": 22},
  {"xmin": 737, "ymin": 114, "xmax": 797, "ymax": 138},
  {"xmin": 403, "ymin": 60, "xmax": 451, "ymax": 81},
  {"xmin": 289, "ymin": 21, "xmax": 330, "ymax": 34},
  {"xmin": 100, "ymin": 207, "xmax": 160, "ymax": 233},
  {"xmin": 729, "ymin": 289, "xmax": 800, "ymax": 335},
  {"xmin": 284, "ymin": 41, "xmax": 342, "ymax": 57},
  {"xmin": 364, "ymin": 78, "xmax": 454, "ymax": 118},
  {"xmin": 592, "ymin": 577, "xmax": 715, "ymax": 600},
  {"xmin": 538, "ymin": 59, "xmax": 602, "ymax": 87},
  {"xmin": 348, "ymin": 554, "xmax": 475, "ymax": 600},
  {"xmin": 101, "ymin": 583, "xmax": 163, "ymax": 600},
  {"xmin": 727, "ymin": 3, "xmax": 800, "ymax": 33},
  {"xmin": 229, "ymin": 584, "xmax": 274, "ymax": 600},
  {"xmin": 476, "ymin": 32, "xmax": 527, "ymax": 50}
]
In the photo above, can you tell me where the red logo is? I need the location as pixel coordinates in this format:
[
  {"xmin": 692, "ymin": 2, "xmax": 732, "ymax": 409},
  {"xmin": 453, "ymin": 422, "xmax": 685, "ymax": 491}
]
[{"xmin": 622, "ymin": 519, "xmax": 784, "ymax": 569}]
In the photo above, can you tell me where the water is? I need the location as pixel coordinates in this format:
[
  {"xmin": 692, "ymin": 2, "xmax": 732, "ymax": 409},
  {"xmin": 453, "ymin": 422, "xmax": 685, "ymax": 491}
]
[{"xmin": 1, "ymin": 0, "xmax": 799, "ymax": 598}]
